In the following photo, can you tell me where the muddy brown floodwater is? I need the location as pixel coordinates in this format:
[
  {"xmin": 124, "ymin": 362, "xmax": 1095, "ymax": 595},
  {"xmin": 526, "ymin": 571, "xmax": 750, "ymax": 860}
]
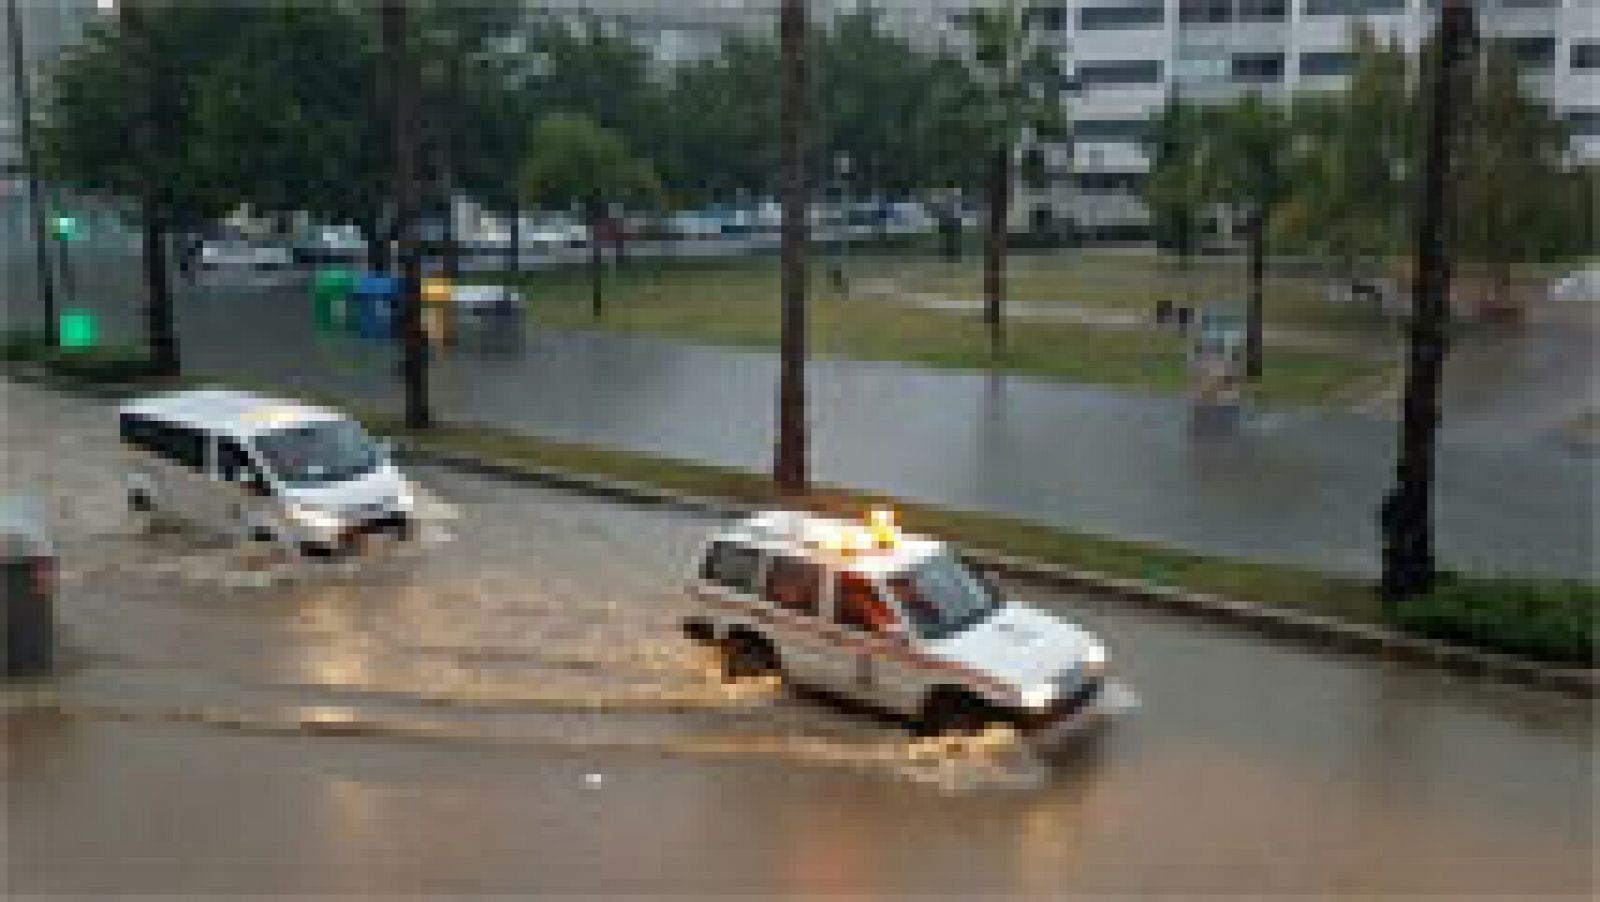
[{"xmin": 3, "ymin": 380, "xmax": 1595, "ymax": 896}]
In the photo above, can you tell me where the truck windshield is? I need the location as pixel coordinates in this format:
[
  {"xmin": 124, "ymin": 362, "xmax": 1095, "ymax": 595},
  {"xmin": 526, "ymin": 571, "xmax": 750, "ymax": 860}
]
[
  {"xmin": 888, "ymin": 554, "xmax": 1000, "ymax": 642},
  {"xmin": 254, "ymin": 421, "xmax": 380, "ymax": 488}
]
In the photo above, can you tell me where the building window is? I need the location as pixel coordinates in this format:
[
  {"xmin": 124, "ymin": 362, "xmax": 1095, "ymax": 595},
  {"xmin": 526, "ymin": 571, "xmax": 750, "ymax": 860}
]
[
  {"xmin": 1300, "ymin": 51, "xmax": 1354, "ymax": 77},
  {"xmin": 1238, "ymin": 0, "xmax": 1288, "ymax": 21},
  {"xmin": 1076, "ymin": 59, "xmax": 1163, "ymax": 87},
  {"xmin": 1497, "ymin": 0, "xmax": 1559, "ymax": 8},
  {"xmin": 1079, "ymin": 4, "xmax": 1164, "ymax": 29},
  {"xmin": 1074, "ymin": 118, "xmax": 1151, "ymax": 143},
  {"xmin": 1026, "ymin": 4, "xmax": 1070, "ymax": 31},
  {"xmin": 1232, "ymin": 52, "xmax": 1285, "ymax": 83},
  {"xmin": 1179, "ymin": 0, "xmax": 1232, "ymax": 24},
  {"xmin": 1304, "ymin": 0, "xmax": 1407, "ymax": 15},
  {"xmin": 1573, "ymin": 43, "xmax": 1600, "ymax": 70},
  {"xmin": 1568, "ymin": 109, "xmax": 1600, "ymax": 137},
  {"xmin": 1496, "ymin": 35, "xmax": 1557, "ymax": 70}
]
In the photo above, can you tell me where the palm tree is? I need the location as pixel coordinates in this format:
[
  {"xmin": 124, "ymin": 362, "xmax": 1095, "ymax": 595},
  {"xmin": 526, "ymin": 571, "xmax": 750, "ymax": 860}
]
[
  {"xmin": 1381, "ymin": 0, "xmax": 1477, "ymax": 602},
  {"xmin": 773, "ymin": 0, "xmax": 809, "ymax": 494},
  {"xmin": 957, "ymin": 2, "xmax": 1064, "ymax": 355},
  {"xmin": 382, "ymin": 0, "xmax": 431, "ymax": 429}
]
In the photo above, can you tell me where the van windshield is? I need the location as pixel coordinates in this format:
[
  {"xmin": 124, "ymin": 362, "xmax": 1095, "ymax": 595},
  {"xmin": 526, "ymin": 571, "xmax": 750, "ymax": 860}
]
[
  {"xmin": 887, "ymin": 553, "xmax": 1001, "ymax": 642},
  {"xmin": 254, "ymin": 421, "xmax": 380, "ymax": 488}
]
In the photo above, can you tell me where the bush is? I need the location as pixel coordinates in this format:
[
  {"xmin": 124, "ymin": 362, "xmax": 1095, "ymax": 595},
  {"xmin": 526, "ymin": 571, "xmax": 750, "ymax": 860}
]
[
  {"xmin": 0, "ymin": 329, "xmax": 157, "ymax": 383},
  {"xmin": 1393, "ymin": 577, "xmax": 1597, "ymax": 666}
]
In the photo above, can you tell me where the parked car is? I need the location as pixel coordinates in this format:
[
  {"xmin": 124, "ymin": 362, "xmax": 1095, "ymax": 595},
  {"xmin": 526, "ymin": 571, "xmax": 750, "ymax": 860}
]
[
  {"xmin": 2, "ymin": 497, "xmax": 55, "ymax": 677},
  {"xmin": 201, "ymin": 239, "xmax": 294, "ymax": 271}
]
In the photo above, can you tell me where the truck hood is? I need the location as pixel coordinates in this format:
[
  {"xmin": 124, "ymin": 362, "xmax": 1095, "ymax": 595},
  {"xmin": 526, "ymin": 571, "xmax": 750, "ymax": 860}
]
[{"xmin": 929, "ymin": 603, "xmax": 1102, "ymax": 690}]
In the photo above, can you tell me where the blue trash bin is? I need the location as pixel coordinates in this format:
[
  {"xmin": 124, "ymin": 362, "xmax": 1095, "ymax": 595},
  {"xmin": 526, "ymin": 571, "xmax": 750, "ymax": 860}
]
[{"xmin": 353, "ymin": 274, "xmax": 399, "ymax": 340}]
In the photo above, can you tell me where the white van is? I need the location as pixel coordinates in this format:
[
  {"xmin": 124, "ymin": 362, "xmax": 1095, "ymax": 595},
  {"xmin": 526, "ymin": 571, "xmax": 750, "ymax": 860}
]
[{"xmin": 119, "ymin": 390, "xmax": 416, "ymax": 554}]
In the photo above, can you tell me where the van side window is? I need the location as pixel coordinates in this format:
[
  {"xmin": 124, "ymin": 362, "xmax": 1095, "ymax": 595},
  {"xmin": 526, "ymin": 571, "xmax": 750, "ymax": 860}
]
[
  {"xmin": 764, "ymin": 556, "xmax": 821, "ymax": 615},
  {"xmin": 700, "ymin": 542, "xmax": 763, "ymax": 594},
  {"xmin": 217, "ymin": 439, "xmax": 257, "ymax": 483},
  {"xmin": 836, "ymin": 573, "xmax": 896, "ymax": 633},
  {"xmin": 120, "ymin": 415, "xmax": 205, "ymax": 471}
]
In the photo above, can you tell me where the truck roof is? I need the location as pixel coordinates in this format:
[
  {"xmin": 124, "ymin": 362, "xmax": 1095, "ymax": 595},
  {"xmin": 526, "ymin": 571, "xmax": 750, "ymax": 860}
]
[
  {"xmin": 118, "ymin": 389, "xmax": 345, "ymax": 440},
  {"xmin": 716, "ymin": 510, "xmax": 944, "ymax": 575}
]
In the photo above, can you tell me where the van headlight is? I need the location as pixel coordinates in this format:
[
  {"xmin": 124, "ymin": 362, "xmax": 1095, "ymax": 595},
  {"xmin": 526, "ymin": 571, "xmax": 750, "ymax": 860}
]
[
  {"xmin": 1021, "ymin": 682, "xmax": 1058, "ymax": 710},
  {"xmin": 290, "ymin": 505, "xmax": 343, "ymax": 531}
]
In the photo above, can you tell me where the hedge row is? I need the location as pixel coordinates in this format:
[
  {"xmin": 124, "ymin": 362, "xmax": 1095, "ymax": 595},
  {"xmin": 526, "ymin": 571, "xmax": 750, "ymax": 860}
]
[{"xmin": 1394, "ymin": 577, "xmax": 1597, "ymax": 666}]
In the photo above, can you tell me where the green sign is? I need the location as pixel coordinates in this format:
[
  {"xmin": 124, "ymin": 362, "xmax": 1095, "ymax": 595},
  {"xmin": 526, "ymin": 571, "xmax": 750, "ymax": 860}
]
[
  {"xmin": 59, "ymin": 310, "xmax": 97, "ymax": 349},
  {"xmin": 50, "ymin": 214, "xmax": 82, "ymax": 242}
]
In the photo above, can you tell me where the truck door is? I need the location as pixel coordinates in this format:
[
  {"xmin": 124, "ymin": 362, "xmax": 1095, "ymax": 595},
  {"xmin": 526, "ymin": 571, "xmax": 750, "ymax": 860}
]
[
  {"xmin": 759, "ymin": 555, "xmax": 833, "ymax": 688},
  {"xmin": 827, "ymin": 572, "xmax": 921, "ymax": 716}
]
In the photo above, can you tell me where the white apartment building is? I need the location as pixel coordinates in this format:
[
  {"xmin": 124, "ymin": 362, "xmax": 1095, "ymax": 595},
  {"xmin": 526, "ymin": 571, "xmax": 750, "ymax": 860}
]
[{"xmin": 537, "ymin": 0, "xmax": 1596, "ymax": 239}]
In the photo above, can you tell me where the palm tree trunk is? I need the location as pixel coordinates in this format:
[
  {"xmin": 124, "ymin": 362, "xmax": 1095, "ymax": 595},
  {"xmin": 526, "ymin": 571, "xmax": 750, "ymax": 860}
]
[
  {"xmin": 1245, "ymin": 208, "xmax": 1265, "ymax": 381},
  {"xmin": 587, "ymin": 200, "xmax": 604, "ymax": 320},
  {"xmin": 1381, "ymin": 0, "xmax": 1475, "ymax": 602},
  {"xmin": 506, "ymin": 205, "xmax": 520, "ymax": 272},
  {"xmin": 383, "ymin": 0, "xmax": 430, "ymax": 429},
  {"xmin": 983, "ymin": 147, "xmax": 1010, "ymax": 355},
  {"xmin": 140, "ymin": 197, "xmax": 178, "ymax": 378},
  {"xmin": 773, "ymin": 0, "xmax": 809, "ymax": 495}
]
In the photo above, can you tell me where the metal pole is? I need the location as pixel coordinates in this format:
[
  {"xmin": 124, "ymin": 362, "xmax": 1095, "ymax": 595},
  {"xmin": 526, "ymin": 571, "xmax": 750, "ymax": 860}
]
[{"xmin": 5, "ymin": 0, "xmax": 57, "ymax": 343}]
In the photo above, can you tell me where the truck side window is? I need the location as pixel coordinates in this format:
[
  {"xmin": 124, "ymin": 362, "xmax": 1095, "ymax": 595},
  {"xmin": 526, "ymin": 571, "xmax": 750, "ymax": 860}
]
[
  {"xmin": 764, "ymin": 556, "xmax": 821, "ymax": 615},
  {"xmin": 700, "ymin": 542, "xmax": 762, "ymax": 594},
  {"xmin": 835, "ymin": 573, "xmax": 895, "ymax": 634}
]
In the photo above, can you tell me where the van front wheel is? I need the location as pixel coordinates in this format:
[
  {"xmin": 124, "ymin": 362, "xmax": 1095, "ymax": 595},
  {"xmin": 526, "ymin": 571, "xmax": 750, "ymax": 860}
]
[{"xmin": 720, "ymin": 632, "xmax": 780, "ymax": 682}]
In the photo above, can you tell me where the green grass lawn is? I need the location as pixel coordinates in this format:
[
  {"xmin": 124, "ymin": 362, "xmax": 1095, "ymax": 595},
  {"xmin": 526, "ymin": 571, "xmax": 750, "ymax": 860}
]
[{"xmin": 485, "ymin": 255, "xmax": 1389, "ymax": 406}]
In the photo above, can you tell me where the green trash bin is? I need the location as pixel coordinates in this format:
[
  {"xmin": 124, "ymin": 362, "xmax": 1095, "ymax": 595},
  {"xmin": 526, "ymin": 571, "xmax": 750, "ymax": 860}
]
[{"xmin": 311, "ymin": 266, "xmax": 356, "ymax": 333}]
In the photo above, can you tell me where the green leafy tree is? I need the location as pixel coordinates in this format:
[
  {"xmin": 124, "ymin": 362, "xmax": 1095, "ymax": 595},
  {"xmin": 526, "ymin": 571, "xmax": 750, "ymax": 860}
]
[
  {"xmin": 1276, "ymin": 28, "xmax": 1415, "ymax": 302},
  {"xmin": 41, "ymin": 0, "xmax": 254, "ymax": 376},
  {"xmin": 1453, "ymin": 41, "xmax": 1575, "ymax": 316},
  {"xmin": 519, "ymin": 112, "xmax": 660, "ymax": 319},
  {"xmin": 957, "ymin": 1, "xmax": 1066, "ymax": 354},
  {"xmin": 1203, "ymin": 93, "xmax": 1293, "ymax": 381}
]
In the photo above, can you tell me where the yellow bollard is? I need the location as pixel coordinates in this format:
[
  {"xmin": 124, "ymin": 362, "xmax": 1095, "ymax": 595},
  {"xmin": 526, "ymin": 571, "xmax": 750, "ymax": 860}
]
[{"xmin": 421, "ymin": 278, "xmax": 452, "ymax": 346}]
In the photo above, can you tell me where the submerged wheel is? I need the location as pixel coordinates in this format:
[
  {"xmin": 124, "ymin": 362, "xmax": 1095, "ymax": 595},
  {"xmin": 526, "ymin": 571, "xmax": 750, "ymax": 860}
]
[
  {"xmin": 918, "ymin": 690, "xmax": 996, "ymax": 737},
  {"xmin": 720, "ymin": 632, "xmax": 780, "ymax": 681}
]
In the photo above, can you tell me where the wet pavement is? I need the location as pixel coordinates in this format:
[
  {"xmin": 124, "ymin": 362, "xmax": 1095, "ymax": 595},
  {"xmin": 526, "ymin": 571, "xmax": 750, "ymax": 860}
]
[{"xmin": 4, "ymin": 381, "xmax": 1594, "ymax": 896}]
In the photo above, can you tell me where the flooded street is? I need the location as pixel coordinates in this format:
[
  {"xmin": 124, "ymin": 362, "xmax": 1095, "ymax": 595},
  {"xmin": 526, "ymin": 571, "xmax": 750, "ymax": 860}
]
[{"xmin": 4, "ymin": 380, "xmax": 1595, "ymax": 896}]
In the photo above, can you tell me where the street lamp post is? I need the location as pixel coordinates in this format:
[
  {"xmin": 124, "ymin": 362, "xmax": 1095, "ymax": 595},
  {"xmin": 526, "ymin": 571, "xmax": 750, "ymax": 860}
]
[{"xmin": 5, "ymin": 0, "xmax": 57, "ymax": 344}]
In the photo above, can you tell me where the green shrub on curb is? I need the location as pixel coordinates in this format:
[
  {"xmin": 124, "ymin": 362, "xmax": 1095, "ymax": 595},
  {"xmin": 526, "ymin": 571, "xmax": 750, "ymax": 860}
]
[
  {"xmin": 1394, "ymin": 578, "xmax": 1597, "ymax": 666},
  {"xmin": 1, "ymin": 329, "xmax": 157, "ymax": 383}
]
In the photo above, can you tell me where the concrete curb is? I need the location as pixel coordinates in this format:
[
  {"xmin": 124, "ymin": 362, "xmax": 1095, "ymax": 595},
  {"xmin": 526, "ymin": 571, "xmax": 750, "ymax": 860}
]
[{"xmin": 399, "ymin": 444, "xmax": 1596, "ymax": 700}]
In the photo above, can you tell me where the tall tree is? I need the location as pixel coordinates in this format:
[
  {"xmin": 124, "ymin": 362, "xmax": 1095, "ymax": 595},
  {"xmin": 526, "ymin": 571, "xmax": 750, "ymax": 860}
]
[
  {"xmin": 518, "ymin": 112, "xmax": 659, "ymax": 319},
  {"xmin": 773, "ymin": 0, "xmax": 809, "ymax": 495},
  {"xmin": 1453, "ymin": 40, "xmax": 1573, "ymax": 316},
  {"xmin": 6, "ymin": 0, "xmax": 56, "ymax": 345},
  {"xmin": 1205, "ymin": 94, "xmax": 1293, "ymax": 381},
  {"xmin": 382, "ymin": 0, "xmax": 430, "ymax": 429},
  {"xmin": 957, "ymin": 1, "xmax": 1065, "ymax": 355},
  {"xmin": 43, "ymin": 0, "xmax": 245, "ymax": 377},
  {"xmin": 1381, "ymin": 0, "xmax": 1477, "ymax": 602},
  {"xmin": 1276, "ymin": 28, "xmax": 1415, "ymax": 299}
]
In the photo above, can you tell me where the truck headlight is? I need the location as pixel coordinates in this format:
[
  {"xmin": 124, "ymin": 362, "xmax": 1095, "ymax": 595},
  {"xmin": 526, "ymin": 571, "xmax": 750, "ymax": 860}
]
[{"xmin": 1021, "ymin": 682, "xmax": 1057, "ymax": 710}]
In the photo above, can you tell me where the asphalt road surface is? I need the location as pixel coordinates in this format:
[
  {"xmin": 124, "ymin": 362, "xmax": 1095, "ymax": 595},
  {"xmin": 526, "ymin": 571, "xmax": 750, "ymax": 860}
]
[{"xmin": 4, "ymin": 381, "xmax": 1593, "ymax": 897}]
